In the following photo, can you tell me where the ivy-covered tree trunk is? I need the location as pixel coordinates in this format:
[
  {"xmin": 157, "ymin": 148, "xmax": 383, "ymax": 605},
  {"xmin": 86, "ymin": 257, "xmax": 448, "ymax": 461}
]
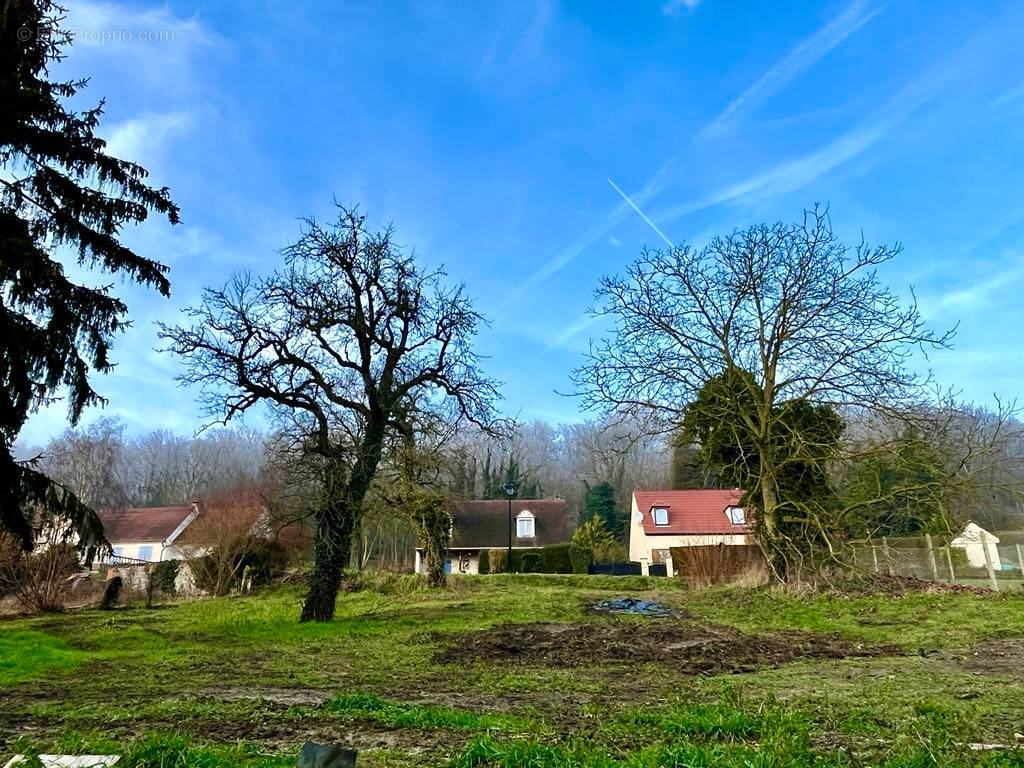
[
  {"xmin": 418, "ymin": 501, "xmax": 452, "ymax": 588},
  {"xmin": 301, "ymin": 424, "xmax": 385, "ymax": 622},
  {"xmin": 301, "ymin": 498, "xmax": 356, "ymax": 621}
]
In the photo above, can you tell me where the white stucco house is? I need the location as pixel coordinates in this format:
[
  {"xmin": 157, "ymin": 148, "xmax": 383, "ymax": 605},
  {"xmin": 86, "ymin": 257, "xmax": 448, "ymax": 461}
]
[
  {"xmin": 629, "ymin": 489, "xmax": 752, "ymax": 572},
  {"xmin": 950, "ymin": 521, "xmax": 1001, "ymax": 570},
  {"xmin": 96, "ymin": 503, "xmax": 200, "ymax": 563}
]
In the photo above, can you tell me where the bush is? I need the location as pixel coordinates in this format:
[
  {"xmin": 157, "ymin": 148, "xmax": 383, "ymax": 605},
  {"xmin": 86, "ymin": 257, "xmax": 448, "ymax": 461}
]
[
  {"xmin": 519, "ymin": 552, "xmax": 543, "ymax": 573},
  {"xmin": 0, "ymin": 534, "xmax": 80, "ymax": 613},
  {"xmin": 241, "ymin": 538, "xmax": 288, "ymax": 586},
  {"xmin": 569, "ymin": 545, "xmax": 593, "ymax": 574},
  {"xmin": 572, "ymin": 517, "xmax": 627, "ymax": 563},
  {"xmin": 488, "ymin": 549, "xmax": 507, "ymax": 574},
  {"xmin": 150, "ymin": 559, "xmax": 180, "ymax": 594},
  {"xmin": 99, "ymin": 575, "xmax": 123, "ymax": 610},
  {"xmin": 540, "ymin": 544, "xmax": 573, "ymax": 574},
  {"xmin": 191, "ymin": 536, "xmax": 288, "ymax": 595},
  {"xmin": 477, "ymin": 549, "xmax": 491, "ymax": 574}
]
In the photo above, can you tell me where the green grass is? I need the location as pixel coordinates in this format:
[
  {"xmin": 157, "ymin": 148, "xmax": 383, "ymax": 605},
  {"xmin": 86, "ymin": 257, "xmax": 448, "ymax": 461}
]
[
  {"xmin": 0, "ymin": 629, "xmax": 82, "ymax": 686},
  {"xmin": 2, "ymin": 575, "xmax": 1024, "ymax": 766}
]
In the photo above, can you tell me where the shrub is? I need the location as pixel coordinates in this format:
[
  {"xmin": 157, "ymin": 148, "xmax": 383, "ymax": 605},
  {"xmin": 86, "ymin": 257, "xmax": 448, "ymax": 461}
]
[
  {"xmin": 540, "ymin": 544, "xmax": 573, "ymax": 574},
  {"xmin": 191, "ymin": 536, "xmax": 287, "ymax": 595},
  {"xmin": 477, "ymin": 549, "xmax": 491, "ymax": 574},
  {"xmin": 489, "ymin": 549, "xmax": 508, "ymax": 574},
  {"xmin": 150, "ymin": 559, "xmax": 180, "ymax": 594},
  {"xmin": 569, "ymin": 545, "xmax": 593, "ymax": 574},
  {"xmin": 0, "ymin": 533, "xmax": 80, "ymax": 613},
  {"xmin": 241, "ymin": 538, "xmax": 288, "ymax": 586},
  {"xmin": 99, "ymin": 575, "xmax": 123, "ymax": 610},
  {"xmin": 519, "ymin": 552, "xmax": 542, "ymax": 573},
  {"xmin": 572, "ymin": 517, "xmax": 627, "ymax": 563}
]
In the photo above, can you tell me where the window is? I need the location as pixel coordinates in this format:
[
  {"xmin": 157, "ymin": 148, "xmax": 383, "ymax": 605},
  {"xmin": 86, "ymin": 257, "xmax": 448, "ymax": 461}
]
[
  {"xmin": 137, "ymin": 545, "xmax": 153, "ymax": 561},
  {"xmin": 516, "ymin": 511, "xmax": 535, "ymax": 538},
  {"xmin": 726, "ymin": 506, "xmax": 745, "ymax": 525},
  {"xmin": 113, "ymin": 546, "xmax": 123, "ymax": 558},
  {"xmin": 652, "ymin": 507, "xmax": 669, "ymax": 526}
]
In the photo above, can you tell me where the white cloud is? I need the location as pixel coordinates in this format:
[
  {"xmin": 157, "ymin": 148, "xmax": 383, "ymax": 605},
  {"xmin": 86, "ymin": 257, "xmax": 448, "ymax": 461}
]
[
  {"xmin": 990, "ymin": 81, "xmax": 1024, "ymax": 108},
  {"xmin": 700, "ymin": 0, "xmax": 880, "ymax": 138},
  {"xmin": 654, "ymin": 54, "xmax": 963, "ymax": 222},
  {"xmin": 922, "ymin": 256, "xmax": 1024, "ymax": 315},
  {"xmin": 501, "ymin": 0, "xmax": 878, "ymax": 314},
  {"xmin": 661, "ymin": 0, "xmax": 702, "ymax": 16},
  {"xmin": 62, "ymin": 0, "xmax": 217, "ymax": 97},
  {"xmin": 104, "ymin": 112, "xmax": 192, "ymax": 166}
]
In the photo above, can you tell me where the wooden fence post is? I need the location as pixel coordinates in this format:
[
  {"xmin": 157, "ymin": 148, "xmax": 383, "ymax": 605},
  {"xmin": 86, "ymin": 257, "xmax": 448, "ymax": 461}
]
[
  {"xmin": 882, "ymin": 536, "xmax": 892, "ymax": 576},
  {"xmin": 1016, "ymin": 543, "xmax": 1024, "ymax": 576},
  {"xmin": 981, "ymin": 531, "xmax": 999, "ymax": 592},
  {"xmin": 945, "ymin": 545, "xmax": 955, "ymax": 582},
  {"xmin": 871, "ymin": 544, "xmax": 879, "ymax": 573},
  {"xmin": 925, "ymin": 533, "xmax": 938, "ymax": 581}
]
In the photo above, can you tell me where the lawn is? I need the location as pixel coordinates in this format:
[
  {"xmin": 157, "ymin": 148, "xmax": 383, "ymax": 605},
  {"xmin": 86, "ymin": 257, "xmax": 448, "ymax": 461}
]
[{"xmin": 1, "ymin": 574, "xmax": 1023, "ymax": 767}]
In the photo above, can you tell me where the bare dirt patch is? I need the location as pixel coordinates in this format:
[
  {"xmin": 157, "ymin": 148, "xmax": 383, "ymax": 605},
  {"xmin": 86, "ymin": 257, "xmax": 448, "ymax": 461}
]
[
  {"xmin": 945, "ymin": 636, "xmax": 1024, "ymax": 680},
  {"xmin": 434, "ymin": 620, "xmax": 902, "ymax": 673}
]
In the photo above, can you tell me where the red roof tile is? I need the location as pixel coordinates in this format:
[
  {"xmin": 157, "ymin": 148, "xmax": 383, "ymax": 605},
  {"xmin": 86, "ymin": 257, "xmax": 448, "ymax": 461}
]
[
  {"xmin": 633, "ymin": 489, "xmax": 748, "ymax": 535},
  {"xmin": 98, "ymin": 505, "xmax": 196, "ymax": 543}
]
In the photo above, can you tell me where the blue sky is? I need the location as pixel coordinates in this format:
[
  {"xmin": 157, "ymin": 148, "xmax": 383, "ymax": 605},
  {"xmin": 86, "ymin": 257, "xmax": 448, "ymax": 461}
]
[{"xmin": 19, "ymin": 0, "xmax": 1024, "ymax": 445}]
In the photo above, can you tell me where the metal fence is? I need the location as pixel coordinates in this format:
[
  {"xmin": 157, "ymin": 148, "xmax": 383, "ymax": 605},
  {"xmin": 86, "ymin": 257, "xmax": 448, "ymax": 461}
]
[{"xmin": 852, "ymin": 532, "xmax": 1024, "ymax": 591}]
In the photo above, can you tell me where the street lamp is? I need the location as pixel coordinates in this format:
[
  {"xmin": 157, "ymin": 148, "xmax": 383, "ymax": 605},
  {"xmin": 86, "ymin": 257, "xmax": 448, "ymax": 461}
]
[{"xmin": 504, "ymin": 480, "xmax": 517, "ymax": 572}]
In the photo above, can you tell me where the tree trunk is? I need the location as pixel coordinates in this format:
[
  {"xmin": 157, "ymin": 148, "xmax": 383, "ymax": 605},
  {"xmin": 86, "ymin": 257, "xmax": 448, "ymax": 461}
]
[
  {"xmin": 757, "ymin": 451, "xmax": 787, "ymax": 581},
  {"xmin": 300, "ymin": 420, "xmax": 386, "ymax": 622},
  {"xmin": 300, "ymin": 497, "xmax": 354, "ymax": 621}
]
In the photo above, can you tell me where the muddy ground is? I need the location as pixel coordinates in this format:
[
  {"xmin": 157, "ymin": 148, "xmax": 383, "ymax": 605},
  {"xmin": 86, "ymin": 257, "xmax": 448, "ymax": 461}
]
[
  {"xmin": 434, "ymin": 619, "xmax": 903, "ymax": 673},
  {"xmin": 944, "ymin": 635, "xmax": 1024, "ymax": 680}
]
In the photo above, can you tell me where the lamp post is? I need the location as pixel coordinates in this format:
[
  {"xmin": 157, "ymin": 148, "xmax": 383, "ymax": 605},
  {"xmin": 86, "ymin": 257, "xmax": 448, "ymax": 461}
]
[{"xmin": 504, "ymin": 480, "xmax": 517, "ymax": 572}]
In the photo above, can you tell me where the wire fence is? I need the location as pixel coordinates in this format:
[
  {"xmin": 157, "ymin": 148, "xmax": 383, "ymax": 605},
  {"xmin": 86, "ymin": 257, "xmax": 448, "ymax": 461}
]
[{"xmin": 849, "ymin": 531, "xmax": 1024, "ymax": 591}]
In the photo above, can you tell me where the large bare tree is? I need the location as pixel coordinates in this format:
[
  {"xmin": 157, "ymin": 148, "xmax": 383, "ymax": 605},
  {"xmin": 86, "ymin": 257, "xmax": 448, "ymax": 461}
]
[
  {"xmin": 572, "ymin": 208, "xmax": 957, "ymax": 572},
  {"xmin": 160, "ymin": 207, "xmax": 502, "ymax": 620}
]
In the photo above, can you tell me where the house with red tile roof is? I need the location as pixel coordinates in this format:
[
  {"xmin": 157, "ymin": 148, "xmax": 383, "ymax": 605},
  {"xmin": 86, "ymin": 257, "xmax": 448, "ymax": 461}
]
[
  {"xmin": 97, "ymin": 503, "xmax": 200, "ymax": 562},
  {"xmin": 628, "ymin": 489, "xmax": 752, "ymax": 573},
  {"xmin": 414, "ymin": 499, "xmax": 570, "ymax": 575}
]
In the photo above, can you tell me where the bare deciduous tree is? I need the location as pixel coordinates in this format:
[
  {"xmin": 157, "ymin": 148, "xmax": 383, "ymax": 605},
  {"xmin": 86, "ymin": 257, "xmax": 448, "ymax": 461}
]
[
  {"xmin": 572, "ymin": 207, "xmax": 958, "ymax": 573},
  {"xmin": 160, "ymin": 207, "xmax": 504, "ymax": 620}
]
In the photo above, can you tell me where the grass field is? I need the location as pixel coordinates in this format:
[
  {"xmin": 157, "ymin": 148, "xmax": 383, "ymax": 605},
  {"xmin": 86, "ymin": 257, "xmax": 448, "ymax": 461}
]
[{"xmin": 2, "ymin": 574, "xmax": 1024, "ymax": 767}]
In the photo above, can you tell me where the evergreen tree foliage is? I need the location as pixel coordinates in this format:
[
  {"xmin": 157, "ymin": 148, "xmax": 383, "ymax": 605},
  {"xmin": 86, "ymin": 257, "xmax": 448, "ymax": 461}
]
[
  {"xmin": 1, "ymin": 0, "xmax": 179, "ymax": 555},
  {"xmin": 682, "ymin": 367, "xmax": 845, "ymax": 548},
  {"xmin": 582, "ymin": 482, "xmax": 620, "ymax": 537}
]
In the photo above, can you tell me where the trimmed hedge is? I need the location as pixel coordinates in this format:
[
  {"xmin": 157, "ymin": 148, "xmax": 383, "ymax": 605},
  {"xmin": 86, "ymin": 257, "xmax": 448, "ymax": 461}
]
[
  {"xmin": 540, "ymin": 544, "xmax": 573, "ymax": 574},
  {"xmin": 520, "ymin": 552, "xmax": 543, "ymax": 573},
  {"xmin": 478, "ymin": 546, "xmax": 578, "ymax": 574},
  {"xmin": 569, "ymin": 545, "xmax": 593, "ymax": 574}
]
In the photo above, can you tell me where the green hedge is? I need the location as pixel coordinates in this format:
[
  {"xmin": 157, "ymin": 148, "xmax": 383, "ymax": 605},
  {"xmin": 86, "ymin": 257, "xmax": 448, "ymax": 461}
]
[
  {"xmin": 479, "ymin": 545, "xmax": 578, "ymax": 574},
  {"xmin": 569, "ymin": 545, "xmax": 593, "ymax": 574},
  {"xmin": 520, "ymin": 552, "xmax": 543, "ymax": 573},
  {"xmin": 540, "ymin": 544, "xmax": 573, "ymax": 574}
]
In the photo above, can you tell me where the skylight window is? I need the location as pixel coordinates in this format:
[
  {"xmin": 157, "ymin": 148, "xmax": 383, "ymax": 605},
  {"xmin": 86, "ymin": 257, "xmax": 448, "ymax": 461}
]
[
  {"xmin": 726, "ymin": 506, "xmax": 745, "ymax": 525},
  {"xmin": 652, "ymin": 507, "xmax": 669, "ymax": 526}
]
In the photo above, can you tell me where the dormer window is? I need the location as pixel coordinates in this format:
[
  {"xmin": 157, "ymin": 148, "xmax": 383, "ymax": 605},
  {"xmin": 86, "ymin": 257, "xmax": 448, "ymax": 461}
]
[
  {"xmin": 516, "ymin": 510, "xmax": 535, "ymax": 538},
  {"xmin": 652, "ymin": 507, "xmax": 669, "ymax": 526},
  {"xmin": 726, "ymin": 506, "xmax": 745, "ymax": 525}
]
